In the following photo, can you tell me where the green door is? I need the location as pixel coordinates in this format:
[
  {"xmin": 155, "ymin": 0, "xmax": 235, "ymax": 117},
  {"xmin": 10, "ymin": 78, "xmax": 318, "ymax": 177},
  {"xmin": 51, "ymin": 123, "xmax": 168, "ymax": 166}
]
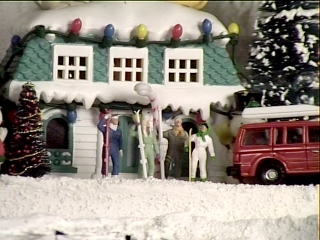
[
  {"xmin": 44, "ymin": 114, "xmax": 77, "ymax": 173},
  {"xmin": 119, "ymin": 115, "xmax": 140, "ymax": 173}
]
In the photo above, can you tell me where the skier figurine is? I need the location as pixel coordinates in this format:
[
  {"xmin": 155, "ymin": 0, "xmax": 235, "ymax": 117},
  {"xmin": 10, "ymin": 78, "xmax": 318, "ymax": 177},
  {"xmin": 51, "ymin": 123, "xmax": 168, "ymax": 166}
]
[
  {"xmin": 130, "ymin": 114, "xmax": 160, "ymax": 178},
  {"xmin": 190, "ymin": 122, "xmax": 215, "ymax": 182},
  {"xmin": 98, "ymin": 112, "xmax": 123, "ymax": 178},
  {"xmin": 163, "ymin": 117, "xmax": 188, "ymax": 179}
]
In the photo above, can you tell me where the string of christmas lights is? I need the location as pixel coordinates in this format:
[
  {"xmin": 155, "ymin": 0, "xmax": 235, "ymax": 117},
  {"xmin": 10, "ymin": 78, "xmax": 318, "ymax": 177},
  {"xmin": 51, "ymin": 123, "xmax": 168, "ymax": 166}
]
[
  {"xmin": 8, "ymin": 162, "xmax": 49, "ymax": 176},
  {"xmin": 1, "ymin": 18, "xmax": 240, "ymax": 85},
  {"xmin": 8, "ymin": 149, "xmax": 46, "ymax": 161},
  {"xmin": 17, "ymin": 113, "xmax": 41, "ymax": 119}
]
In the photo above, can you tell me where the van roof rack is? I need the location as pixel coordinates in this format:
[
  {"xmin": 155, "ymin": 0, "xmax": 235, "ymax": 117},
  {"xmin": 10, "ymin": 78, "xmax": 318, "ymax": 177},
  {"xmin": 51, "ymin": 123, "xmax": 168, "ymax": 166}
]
[{"xmin": 242, "ymin": 104, "xmax": 319, "ymax": 119}]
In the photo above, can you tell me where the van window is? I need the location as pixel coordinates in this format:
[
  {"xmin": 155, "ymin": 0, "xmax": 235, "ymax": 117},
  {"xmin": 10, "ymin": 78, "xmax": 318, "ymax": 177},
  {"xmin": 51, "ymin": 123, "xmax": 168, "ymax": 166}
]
[
  {"xmin": 308, "ymin": 126, "xmax": 320, "ymax": 142},
  {"xmin": 287, "ymin": 127, "xmax": 303, "ymax": 144},
  {"xmin": 243, "ymin": 128, "xmax": 270, "ymax": 146},
  {"xmin": 274, "ymin": 128, "xmax": 284, "ymax": 144}
]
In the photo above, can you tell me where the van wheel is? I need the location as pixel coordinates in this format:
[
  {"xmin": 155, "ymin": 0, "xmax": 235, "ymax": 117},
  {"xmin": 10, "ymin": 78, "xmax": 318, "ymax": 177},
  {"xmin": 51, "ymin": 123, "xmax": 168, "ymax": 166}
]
[{"xmin": 259, "ymin": 163, "xmax": 285, "ymax": 185}]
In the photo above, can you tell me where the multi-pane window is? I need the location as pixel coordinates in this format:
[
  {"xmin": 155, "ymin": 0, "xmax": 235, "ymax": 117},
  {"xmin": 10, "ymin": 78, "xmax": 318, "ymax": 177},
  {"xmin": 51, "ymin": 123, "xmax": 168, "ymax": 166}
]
[
  {"xmin": 275, "ymin": 128, "xmax": 284, "ymax": 144},
  {"xmin": 287, "ymin": 127, "xmax": 303, "ymax": 144},
  {"xmin": 108, "ymin": 47, "xmax": 148, "ymax": 83},
  {"xmin": 243, "ymin": 128, "xmax": 270, "ymax": 146},
  {"xmin": 308, "ymin": 126, "xmax": 319, "ymax": 142},
  {"xmin": 164, "ymin": 48, "xmax": 203, "ymax": 85},
  {"xmin": 53, "ymin": 45, "xmax": 93, "ymax": 81}
]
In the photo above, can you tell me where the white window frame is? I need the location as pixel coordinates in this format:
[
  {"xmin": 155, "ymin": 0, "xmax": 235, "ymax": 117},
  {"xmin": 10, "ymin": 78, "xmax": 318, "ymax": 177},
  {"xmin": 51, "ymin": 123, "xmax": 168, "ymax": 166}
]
[
  {"xmin": 164, "ymin": 48, "xmax": 203, "ymax": 87},
  {"xmin": 108, "ymin": 46, "xmax": 148, "ymax": 85},
  {"xmin": 53, "ymin": 44, "xmax": 93, "ymax": 82}
]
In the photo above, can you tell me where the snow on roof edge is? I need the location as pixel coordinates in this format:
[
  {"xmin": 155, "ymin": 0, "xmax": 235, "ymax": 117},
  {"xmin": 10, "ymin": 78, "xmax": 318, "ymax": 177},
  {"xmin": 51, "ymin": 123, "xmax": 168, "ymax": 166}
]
[{"xmin": 7, "ymin": 81, "xmax": 244, "ymax": 120}]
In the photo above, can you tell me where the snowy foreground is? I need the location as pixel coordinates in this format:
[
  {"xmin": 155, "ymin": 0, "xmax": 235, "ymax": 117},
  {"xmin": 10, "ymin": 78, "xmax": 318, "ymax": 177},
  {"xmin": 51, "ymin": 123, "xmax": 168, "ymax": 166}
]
[{"xmin": 0, "ymin": 175, "xmax": 318, "ymax": 240}]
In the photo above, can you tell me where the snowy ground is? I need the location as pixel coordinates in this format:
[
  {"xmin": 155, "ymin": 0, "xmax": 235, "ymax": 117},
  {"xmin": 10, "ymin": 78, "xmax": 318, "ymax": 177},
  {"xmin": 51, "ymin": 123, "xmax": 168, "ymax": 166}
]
[{"xmin": 0, "ymin": 175, "xmax": 318, "ymax": 240}]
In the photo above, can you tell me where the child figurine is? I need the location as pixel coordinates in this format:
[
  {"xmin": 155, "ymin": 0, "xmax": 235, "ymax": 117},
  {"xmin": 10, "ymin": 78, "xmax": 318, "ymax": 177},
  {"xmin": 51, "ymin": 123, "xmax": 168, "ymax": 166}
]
[
  {"xmin": 130, "ymin": 115, "xmax": 160, "ymax": 178},
  {"xmin": 0, "ymin": 109, "xmax": 8, "ymax": 162},
  {"xmin": 190, "ymin": 122, "xmax": 215, "ymax": 182}
]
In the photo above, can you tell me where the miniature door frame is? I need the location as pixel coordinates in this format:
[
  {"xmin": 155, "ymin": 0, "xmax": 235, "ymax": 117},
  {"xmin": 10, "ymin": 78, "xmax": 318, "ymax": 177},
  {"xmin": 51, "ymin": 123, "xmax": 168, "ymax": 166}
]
[
  {"xmin": 118, "ymin": 115, "xmax": 140, "ymax": 174},
  {"xmin": 43, "ymin": 113, "xmax": 77, "ymax": 173}
]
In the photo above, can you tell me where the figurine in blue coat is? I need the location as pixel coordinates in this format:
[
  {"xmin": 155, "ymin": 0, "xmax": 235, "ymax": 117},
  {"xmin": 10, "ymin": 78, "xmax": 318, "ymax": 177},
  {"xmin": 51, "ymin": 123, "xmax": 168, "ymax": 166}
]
[{"xmin": 98, "ymin": 114, "xmax": 123, "ymax": 178}]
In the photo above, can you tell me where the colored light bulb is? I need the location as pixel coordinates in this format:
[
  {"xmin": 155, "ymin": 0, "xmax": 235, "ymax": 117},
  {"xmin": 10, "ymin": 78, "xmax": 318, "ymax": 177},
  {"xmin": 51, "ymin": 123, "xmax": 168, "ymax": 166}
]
[
  {"xmin": 228, "ymin": 23, "xmax": 240, "ymax": 34},
  {"xmin": 104, "ymin": 24, "xmax": 115, "ymax": 38},
  {"xmin": 11, "ymin": 35, "xmax": 21, "ymax": 46},
  {"xmin": 71, "ymin": 18, "xmax": 82, "ymax": 34},
  {"xmin": 67, "ymin": 110, "xmax": 77, "ymax": 123},
  {"xmin": 202, "ymin": 19, "xmax": 212, "ymax": 34},
  {"xmin": 172, "ymin": 24, "xmax": 183, "ymax": 39},
  {"xmin": 137, "ymin": 24, "xmax": 147, "ymax": 40}
]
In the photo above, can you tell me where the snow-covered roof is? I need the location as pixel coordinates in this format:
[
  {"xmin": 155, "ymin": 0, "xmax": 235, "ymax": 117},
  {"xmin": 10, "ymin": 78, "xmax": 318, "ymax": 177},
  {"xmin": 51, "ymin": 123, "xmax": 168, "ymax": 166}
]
[
  {"xmin": 12, "ymin": 1, "xmax": 230, "ymax": 46},
  {"xmin": 7, "ymin": 81, "xmax": 244, "ymax": 120}
]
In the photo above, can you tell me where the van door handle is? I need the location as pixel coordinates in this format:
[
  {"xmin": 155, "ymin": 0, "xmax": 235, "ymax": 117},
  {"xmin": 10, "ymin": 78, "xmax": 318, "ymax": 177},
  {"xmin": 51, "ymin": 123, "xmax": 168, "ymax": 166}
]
[{"xmin": 311, "ymin": 150, "xmax": 319, "ymax": 153}]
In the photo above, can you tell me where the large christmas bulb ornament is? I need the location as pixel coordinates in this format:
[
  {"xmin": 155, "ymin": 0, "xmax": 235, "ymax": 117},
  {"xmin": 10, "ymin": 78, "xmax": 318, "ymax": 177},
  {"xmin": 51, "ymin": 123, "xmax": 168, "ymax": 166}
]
[
  {"xmin": 70, "ymin": 18, "xmax": 82, "ymax": 34},
  {"xmin": 104, "ymin": 24, "xmax": 115, "ymax": 38},
  {"xmin": 171, "ymin": 24, "xmax": 183, "ymax": 48},
  {"xmin": 137, "ymin": 24, "xmax": 147, "ymax": 40},
  {"xmin": 11, "ymin": 35, "xmax": 21, "ymax": 47},
  {"xmin": 136, "ymin": 24, "xmax": 148, "ymax": 48},
  {"xmin": 228, "ymin": 23, "xmax": 240, "ymax": 34},
  {"xmin": 100, "ymin": 24, "xmax": 115, "ymax": 48},
  {"xmin": 66, "ymin": 102, "xmax": 77, "ymax": 123},
  {"xmin": 172, "ymin": 24, "xmax": 183, "ymax": 39},
  {"xmin": 202, "ymin": 19, "xmax": 213, "ymax": 42},
  {"xmin": 68, "ymin": 18, "xmax": 82, "ymax": 43},
  {"xmin": 202, "ymin": 19, "xmax": 212, "ymax": 34}
]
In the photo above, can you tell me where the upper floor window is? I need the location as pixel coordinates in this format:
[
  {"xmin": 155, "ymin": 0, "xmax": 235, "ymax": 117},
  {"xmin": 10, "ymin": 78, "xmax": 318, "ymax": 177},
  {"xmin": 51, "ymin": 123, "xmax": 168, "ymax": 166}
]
[
  {"xmin": 108, "ymin": 47, "xmax": 148, "ymax": 84},
  {"xmin": 164, "ymin": 48, "xmax": 203, "ymax": 86},
  {"xmin": 53, "ymin": 44, "xmax": 93, "ymax": 82}
]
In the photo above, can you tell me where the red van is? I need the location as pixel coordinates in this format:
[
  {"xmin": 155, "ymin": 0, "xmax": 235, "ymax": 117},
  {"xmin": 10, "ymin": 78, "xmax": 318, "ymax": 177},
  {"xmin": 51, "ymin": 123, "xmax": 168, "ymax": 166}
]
[{"xmin": 226, "ymin": 120, "xmax": 320, "ymax": 185}]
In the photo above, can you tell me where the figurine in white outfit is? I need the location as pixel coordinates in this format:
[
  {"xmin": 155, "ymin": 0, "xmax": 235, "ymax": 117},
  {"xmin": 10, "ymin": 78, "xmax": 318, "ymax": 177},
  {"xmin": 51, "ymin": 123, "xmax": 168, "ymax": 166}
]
[{"xmin": 190, "ymin": 123, "xmax": 215, "ymax": 181}]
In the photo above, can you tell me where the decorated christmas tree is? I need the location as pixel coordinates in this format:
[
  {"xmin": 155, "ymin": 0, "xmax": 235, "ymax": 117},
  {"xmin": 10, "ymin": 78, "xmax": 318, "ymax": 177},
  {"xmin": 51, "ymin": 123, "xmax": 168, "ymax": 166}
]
[
  {"xmin": 246, "ymin": 0, "xmax": 319, "ymax": 106},
  {"xmin": 0, "ymin": 82, "xmax": 51, "ymax": 177}
]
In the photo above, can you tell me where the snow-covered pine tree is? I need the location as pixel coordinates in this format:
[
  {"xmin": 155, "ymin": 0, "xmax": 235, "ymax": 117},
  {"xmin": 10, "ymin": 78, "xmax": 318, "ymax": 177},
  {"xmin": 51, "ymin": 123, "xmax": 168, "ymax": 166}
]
[
  {"xmin": 246, "ymin": 0, "xmax": 319, "ymax": 106},
  {"xmin": 0, "ymin": 82, "xmax": 51, "ymax": 177}
]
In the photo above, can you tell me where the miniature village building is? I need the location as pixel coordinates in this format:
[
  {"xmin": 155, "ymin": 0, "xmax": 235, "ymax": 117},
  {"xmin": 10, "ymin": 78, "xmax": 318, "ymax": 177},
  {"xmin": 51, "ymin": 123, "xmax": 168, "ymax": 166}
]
[{"xmin": 0, "ymin": 2, "xmax": 244, "ymax": 181}]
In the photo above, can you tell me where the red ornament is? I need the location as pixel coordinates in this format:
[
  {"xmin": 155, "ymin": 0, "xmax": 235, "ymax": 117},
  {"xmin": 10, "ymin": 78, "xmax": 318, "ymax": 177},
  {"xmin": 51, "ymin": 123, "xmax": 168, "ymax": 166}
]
[
  {"xmin": 172, "ymin": 24, "xmax": 183, "ymax": 39},
  {"xmin": 70, "ymin": 18, "xmax": 82, "ymax": 34},
  {"xmin": 7, "ymin": 110, "xmax": 16, "ymax": 124}
]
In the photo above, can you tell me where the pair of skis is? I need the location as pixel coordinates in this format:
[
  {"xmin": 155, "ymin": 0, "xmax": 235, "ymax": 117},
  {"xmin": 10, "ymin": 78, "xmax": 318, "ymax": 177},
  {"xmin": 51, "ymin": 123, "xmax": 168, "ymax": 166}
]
[
  {"xmin": 188, "ymin": 128, "xmax": 193, "ymax": 182},
  {"xmin": 134, "ymin": 110, "xmax": 148, "ymax": 179},
  {"xmin": 102, "ymin": 110, "xmax": 111, "ymax": 177}
]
